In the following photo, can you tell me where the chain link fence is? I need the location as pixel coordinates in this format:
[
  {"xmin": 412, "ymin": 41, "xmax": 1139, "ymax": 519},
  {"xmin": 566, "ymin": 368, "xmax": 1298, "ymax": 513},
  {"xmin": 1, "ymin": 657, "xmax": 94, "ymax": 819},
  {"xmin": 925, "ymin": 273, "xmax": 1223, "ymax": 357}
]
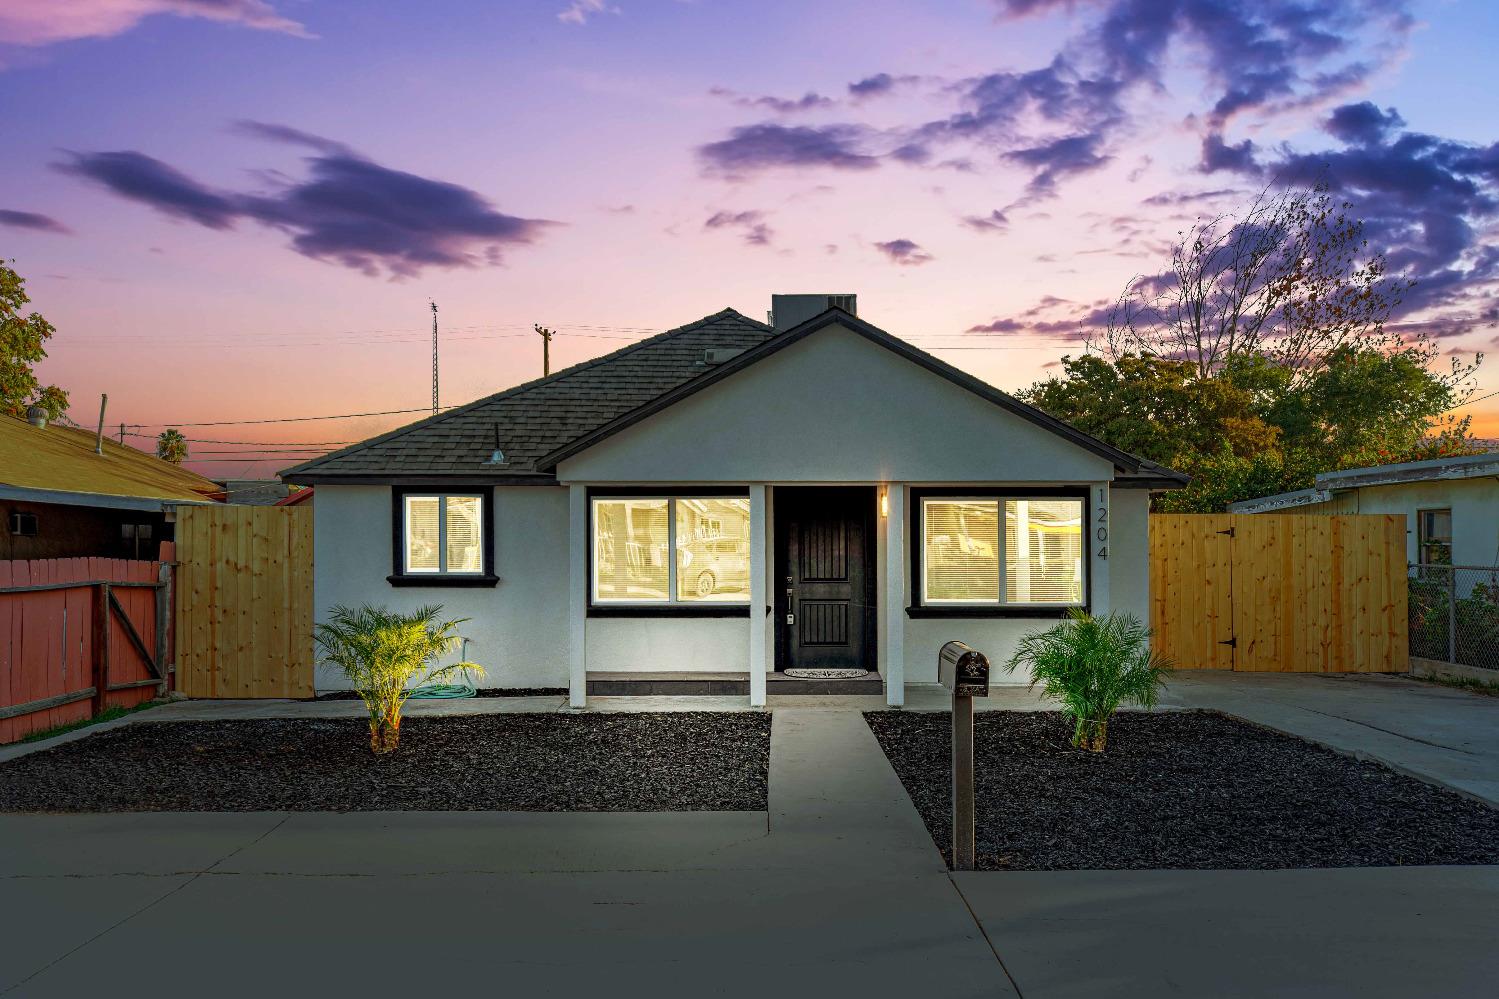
[{"xmin": 1408, "ymin": 564, "xmax": 1499, "ymax": 670}]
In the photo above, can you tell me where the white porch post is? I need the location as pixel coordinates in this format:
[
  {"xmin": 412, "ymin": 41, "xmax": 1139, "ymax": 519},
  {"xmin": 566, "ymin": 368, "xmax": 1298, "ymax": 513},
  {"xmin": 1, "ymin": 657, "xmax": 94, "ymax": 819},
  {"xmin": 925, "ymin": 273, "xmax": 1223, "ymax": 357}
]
[
  {"xmin": 1089, "ymin": 483, "xmax": 1111, "ymax": 617},
  {"xmin": 748, "ymin": 484, "xmax": 768, "ymax": 708},
  {"xmin": 568, "ymin": 484, "xmax": 588, "ymax": 708},
  {"xmin": 884, "ymin": 484, "xmax": 905, "ymax": 706}
]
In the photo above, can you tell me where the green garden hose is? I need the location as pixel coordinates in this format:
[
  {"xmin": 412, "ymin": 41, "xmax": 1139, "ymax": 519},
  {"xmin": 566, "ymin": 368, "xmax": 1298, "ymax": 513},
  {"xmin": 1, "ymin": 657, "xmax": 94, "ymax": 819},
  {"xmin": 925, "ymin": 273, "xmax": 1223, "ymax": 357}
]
[{"xmin": 407, "ymin": 683, "xmax": 478, "ymax": 699}]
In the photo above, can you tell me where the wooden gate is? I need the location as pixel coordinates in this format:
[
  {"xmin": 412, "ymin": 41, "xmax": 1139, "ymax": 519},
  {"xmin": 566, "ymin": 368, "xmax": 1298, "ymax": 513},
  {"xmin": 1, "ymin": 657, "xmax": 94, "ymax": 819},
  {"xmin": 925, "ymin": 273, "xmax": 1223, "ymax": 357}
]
[
  {"xmin": 1149, "ymin": 514, "xmax": 1408, "ymax": 672},
  {"xmin": 174, "ymin": 505, "xmax": 314, "ymax": 698}
]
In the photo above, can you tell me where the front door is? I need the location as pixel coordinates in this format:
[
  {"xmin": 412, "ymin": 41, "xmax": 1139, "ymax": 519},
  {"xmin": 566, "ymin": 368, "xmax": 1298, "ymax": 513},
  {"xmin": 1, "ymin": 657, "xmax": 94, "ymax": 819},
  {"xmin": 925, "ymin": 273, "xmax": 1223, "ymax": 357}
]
[{"xmin": 775, "ymin": 487, "xmax": 875, "ymax": 670}]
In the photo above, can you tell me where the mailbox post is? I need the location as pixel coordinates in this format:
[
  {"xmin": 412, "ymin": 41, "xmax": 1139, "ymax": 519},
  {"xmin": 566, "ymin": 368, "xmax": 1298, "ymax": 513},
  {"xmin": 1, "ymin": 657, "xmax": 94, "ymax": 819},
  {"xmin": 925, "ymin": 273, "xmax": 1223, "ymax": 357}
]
[{"xmin": 938, "ymin": 640, "xmax": 990, "ymax": 871}]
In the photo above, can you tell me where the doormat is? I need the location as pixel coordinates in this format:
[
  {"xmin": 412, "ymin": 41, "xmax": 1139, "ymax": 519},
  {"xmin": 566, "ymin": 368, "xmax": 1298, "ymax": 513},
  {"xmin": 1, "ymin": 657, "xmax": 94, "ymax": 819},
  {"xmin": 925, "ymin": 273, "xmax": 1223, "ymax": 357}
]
[{"xmin": 784, "ymin": 669, "xmax": 871, "ymax": 680}]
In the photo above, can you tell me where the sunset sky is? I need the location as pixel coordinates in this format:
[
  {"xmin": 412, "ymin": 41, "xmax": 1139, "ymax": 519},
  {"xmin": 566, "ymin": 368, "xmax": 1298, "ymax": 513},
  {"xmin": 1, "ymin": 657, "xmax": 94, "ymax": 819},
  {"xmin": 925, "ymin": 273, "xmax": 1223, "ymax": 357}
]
[{"xmin": 2, "ymin": 0, "xmax": 1496, "ymax": 477}]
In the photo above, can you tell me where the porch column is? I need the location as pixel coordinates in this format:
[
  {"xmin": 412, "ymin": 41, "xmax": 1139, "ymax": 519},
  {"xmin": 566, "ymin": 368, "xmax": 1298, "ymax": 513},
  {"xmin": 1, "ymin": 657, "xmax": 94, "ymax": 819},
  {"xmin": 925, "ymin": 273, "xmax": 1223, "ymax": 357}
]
[
  {"xmin": 748, "ymin": 484, "xmax": 768, "ymax": 708},
  {"xmin": 568, "ymin": 484, "xmax": 587, "ymax": 708},
  {"xmin": 884, "ymin": 484, "xmax": 905, "ymax": 706},
  {"xmin": 1089, "ymin": 483, "xmax": 1111, "ymax": 617}
]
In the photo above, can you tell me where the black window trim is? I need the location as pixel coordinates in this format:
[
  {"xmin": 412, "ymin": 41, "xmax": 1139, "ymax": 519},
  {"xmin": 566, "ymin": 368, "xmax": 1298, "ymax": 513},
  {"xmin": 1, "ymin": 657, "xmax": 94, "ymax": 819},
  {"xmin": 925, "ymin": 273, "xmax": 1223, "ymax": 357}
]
[
  {"xmin": 388, "ymin": 484, "xmax": 498, "ymax": 587},
  {"xmin": 907, "ymin": 486, "xmax": 1091, "ymax": 619},
  {"xmin": 587, "ymin": 487, "xmax": 752, "ymax": 618}
]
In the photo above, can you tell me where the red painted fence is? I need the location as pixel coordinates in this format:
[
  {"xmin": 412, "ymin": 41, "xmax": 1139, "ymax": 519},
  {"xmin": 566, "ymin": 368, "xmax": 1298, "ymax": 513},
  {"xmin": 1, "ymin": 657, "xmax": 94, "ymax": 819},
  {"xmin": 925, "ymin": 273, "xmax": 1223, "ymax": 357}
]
[{"xmin": 0, "ymin": 558, "xmax": 172, "ymax": 744}]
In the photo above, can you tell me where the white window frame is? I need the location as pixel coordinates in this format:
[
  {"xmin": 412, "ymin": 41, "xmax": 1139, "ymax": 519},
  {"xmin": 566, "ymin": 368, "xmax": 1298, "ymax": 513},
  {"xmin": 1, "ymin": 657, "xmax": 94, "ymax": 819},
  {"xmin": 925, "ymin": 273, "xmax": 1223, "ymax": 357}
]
[
  {"xmin": 403, "ymin": 492, "xmax": 486, "ymax": 575},
  {"xmin": 591, "ymin": 495, "xmax": 751, "ymax": 606},
  {"xmin": 919, "ymin": 494, "xmax": 1087, "ymax": 609}
]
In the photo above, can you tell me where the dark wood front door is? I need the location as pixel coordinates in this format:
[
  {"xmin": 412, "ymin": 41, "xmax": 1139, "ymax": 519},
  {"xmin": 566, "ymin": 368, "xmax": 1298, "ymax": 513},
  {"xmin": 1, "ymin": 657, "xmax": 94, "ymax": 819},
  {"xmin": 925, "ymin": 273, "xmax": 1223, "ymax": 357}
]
[{"xmin": 775, "ymin": 487, "xmax": 875, "ymax": 671}]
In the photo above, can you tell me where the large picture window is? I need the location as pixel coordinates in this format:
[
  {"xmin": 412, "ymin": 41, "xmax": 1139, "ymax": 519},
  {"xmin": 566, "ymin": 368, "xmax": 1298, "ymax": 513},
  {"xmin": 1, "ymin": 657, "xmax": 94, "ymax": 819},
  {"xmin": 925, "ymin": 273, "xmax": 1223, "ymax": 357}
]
[
  {"xmin": 917, "ymin": 494, "xmax": 1085, "ymax": 611},
  {"xmin": 592, "ymin": 495, "xmax": 751, "ymax": 606}
]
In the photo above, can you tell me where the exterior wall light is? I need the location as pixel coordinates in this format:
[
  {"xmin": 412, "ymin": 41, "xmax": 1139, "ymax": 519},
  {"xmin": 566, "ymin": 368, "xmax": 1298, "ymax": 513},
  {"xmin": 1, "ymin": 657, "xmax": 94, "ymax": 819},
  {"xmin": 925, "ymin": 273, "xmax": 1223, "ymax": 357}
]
[{"xmin": 880, "ymin": 489, "xmax": 889, "ymax": 518}]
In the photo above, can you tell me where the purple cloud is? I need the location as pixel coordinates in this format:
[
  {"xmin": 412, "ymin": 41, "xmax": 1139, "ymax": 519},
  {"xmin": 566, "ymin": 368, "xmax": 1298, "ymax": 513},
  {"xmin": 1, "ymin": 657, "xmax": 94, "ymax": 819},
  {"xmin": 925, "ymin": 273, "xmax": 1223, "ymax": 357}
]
[
  {"xmin": 0, "ymin": 0, "xmax": 308, "ymax": 47},
  {"xmin": 704, "ymin": 209, "xmax": 773, "ymax": 246},
  {"xmin": 0, "ymin": 209, "xmax": 71, "ymax": 234},
  {"xmin": 54, "ymin": 151, "xmax": 241, "ymax": 228},
  {"xmin": 1005, "ymin": 133, "xmax": 1110, "ymax": 195},
  {"xmin": 1199, "ymin": 133, "xmax": 1260, "ymax": 174},
  {"xmin": 698, "ymin": 123, "xmax": 880, "ymax": 176},
  {"xmin": 55, "ymin": 128, "xmax": 557, "ymax": 278},
  {"xmin": 961, "ymin": 209, "xmax": 1010, "ymax": 233},
  {"xmin": 875, "ymin": 238, "xmax": 933, "ymax": 266},
  {"xmin": 1324, "ymin": 101, "xmax": 1406, "ymax": 146},
  {"xmin": 709, "ymin": 87, "xmax": 833, "ymax": 114}
]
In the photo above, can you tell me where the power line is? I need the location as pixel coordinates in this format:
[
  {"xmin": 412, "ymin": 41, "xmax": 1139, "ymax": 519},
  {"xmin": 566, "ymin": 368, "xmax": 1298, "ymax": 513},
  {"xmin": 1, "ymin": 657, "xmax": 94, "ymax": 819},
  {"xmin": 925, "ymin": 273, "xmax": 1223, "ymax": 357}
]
[
  {"xmin": 119, "ymin": 405, "xmax": 453, "ymax": 428},
  {"xmin": 1448, "ymin": 387, "xmax": 1499, "ymax": 411},
  {"xmin": 121, "ymin": 432, "xmax": 359, "ymax": 445}
]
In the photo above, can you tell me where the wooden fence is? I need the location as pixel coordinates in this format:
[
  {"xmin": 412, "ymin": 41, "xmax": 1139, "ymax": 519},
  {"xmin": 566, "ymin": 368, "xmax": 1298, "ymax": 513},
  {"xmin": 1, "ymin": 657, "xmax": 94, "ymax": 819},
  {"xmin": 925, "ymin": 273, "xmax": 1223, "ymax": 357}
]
[
  {"xmin": 1150, "ymin": 514, "xmax": 1408, "ymax": 672},
  {"xmin": 0, "ymin": 558, "xmax": 170, "ymax": 744},
  {"xmin": 174, "ymin": 504, "xmax": 314, "ymax": 698}
]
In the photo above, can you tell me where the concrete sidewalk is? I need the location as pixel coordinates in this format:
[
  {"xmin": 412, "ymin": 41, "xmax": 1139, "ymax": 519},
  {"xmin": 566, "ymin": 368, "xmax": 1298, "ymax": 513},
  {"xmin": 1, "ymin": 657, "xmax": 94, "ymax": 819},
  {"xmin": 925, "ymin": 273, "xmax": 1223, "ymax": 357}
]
[
  {"xmin": 0, "ymin": 709, "xmax": 1015, "ymax": 999},
  {"xmin": 4, "ymin": 675, "xmax": 1499, "ymax": 997}
]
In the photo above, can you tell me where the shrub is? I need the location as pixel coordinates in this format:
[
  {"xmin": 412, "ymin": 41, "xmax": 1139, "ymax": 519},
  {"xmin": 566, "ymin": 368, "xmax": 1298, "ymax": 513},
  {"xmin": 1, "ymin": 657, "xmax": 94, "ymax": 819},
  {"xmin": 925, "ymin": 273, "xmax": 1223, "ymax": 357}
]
[
  {"xmin": 313, "ymin": 604, "xmax": 483, "ymax": 754},
  {"xmin": 1003, "ymin": 610, "xmax": 1172, "ymax": 752}
]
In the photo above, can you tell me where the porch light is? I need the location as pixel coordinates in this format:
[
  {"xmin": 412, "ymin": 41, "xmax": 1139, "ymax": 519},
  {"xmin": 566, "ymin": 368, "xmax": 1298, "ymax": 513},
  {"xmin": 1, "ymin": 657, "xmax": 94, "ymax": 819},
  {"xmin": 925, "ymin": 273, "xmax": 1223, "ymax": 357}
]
[{"xmin": 880, "ymin": 489, "xmax": 889, "ymax": 518}]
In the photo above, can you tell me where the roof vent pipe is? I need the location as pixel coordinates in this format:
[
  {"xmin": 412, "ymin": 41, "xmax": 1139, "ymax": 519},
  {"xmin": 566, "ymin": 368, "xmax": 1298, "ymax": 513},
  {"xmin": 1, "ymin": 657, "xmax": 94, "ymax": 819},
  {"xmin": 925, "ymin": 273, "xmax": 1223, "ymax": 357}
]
[{"xmin": 25, "ymin": 405, "xmax": 47, "ymax": 428}]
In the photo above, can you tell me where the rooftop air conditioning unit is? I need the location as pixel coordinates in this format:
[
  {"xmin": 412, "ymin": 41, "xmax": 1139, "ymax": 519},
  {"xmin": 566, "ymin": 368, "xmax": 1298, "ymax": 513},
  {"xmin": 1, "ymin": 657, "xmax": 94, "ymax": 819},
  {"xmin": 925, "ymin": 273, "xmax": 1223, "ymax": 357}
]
[{"xmin": 701, "ymin": 347, "xmax": 746, "ymax": 365}]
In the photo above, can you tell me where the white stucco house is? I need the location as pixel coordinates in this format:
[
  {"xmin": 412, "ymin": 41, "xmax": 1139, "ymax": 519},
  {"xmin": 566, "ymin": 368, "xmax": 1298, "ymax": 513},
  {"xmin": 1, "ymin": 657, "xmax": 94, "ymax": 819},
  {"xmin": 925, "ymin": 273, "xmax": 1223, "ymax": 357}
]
[
  {"xmin": 1228, "ymin": 452, "xmax": 1499, "ymax": 572},
  {"xmin": 284, "ymin": 297, "xmax": 1187, "ymax": 707}
]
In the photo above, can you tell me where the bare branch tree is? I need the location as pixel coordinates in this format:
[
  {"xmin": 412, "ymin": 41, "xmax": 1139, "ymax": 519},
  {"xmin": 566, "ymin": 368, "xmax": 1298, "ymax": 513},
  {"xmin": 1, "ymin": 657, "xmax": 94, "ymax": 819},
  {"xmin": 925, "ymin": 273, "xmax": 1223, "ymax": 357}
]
[{"xmin": 1099, "ymin": 178, "xmax": 1428, "ymax": 387}]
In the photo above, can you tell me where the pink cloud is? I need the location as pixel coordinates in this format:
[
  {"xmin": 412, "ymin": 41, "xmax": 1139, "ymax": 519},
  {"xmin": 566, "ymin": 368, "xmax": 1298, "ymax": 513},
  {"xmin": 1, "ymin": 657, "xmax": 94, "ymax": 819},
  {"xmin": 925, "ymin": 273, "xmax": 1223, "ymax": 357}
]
[{"xmin": 0, "ymin": 0, "xmax": 308, "ymax": 47}]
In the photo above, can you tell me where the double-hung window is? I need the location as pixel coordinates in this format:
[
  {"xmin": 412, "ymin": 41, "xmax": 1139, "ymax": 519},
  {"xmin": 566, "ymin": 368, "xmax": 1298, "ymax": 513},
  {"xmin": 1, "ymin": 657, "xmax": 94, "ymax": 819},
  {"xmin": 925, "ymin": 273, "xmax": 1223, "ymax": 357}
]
[
  {"xmin": 591, "ymin": 495, "xmax": 751, "ymax": 609},
  {"xmin": 916, "ymin": 494, "xmax": 1086, "ymax": 612},
  {"xmin": 392, "ymin": 489, "xmax": 491, "ymax": 583}
]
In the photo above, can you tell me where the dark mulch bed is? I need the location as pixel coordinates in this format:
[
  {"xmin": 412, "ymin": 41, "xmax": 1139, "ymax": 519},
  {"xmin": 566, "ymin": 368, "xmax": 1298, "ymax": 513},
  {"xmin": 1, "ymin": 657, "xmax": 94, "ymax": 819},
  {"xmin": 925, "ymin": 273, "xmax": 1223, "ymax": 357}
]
[
  {"xmin": 0, "ymin": 713, "xmax": 770, "ymax": 813},
  {"xmin": 316, "ymin": 688, "xmax": 567, "ymax": 700},
  {"xmin": 866, "ymin": 710, "xmax": 1499, "ymax": 871}
]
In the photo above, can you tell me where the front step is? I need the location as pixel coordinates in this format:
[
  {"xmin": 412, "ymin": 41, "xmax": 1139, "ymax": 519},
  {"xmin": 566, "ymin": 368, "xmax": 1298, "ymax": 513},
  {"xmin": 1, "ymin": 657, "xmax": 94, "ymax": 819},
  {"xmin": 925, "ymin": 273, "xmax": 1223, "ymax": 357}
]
[{"xmin": 585, "ymin": 671, "xmax": 885, "ymax": 696}]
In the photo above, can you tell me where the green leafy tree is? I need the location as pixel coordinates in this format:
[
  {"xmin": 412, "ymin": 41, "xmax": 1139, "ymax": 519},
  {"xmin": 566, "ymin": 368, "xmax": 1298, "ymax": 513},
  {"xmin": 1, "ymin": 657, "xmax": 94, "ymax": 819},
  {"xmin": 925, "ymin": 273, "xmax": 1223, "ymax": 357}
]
[
  {"xmin": 1, "ymin": 258, "xmax": 68, "ymax": 420},
  {"xmin": 313, "ymin": 604, "xmax": 483, "ymax": 753},
  {"xmin": 156, "ymin": 428, "xmax": 188, "ymax": 464},
  {"xmin": 1003, "ymin": 610, "xmax": 1172, "ymax": 753},
  {"xmin": 1022, "ymin": 183, "xmax": 1482, "ymax": 511}
]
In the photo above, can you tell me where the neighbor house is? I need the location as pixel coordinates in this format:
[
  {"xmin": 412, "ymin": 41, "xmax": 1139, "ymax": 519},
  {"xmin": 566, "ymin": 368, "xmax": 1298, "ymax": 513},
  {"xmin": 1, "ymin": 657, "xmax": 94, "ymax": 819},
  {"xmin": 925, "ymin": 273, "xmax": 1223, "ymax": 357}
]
[
  {"xmin": 0, "ymin": 410, "xmax": 222, "ymax": 560},
  {"xmin": 1228, "ymin": 452, "xmax": 1499, "ymax": 571},
  {"xmin": 284, "ymin": 297, "xmax": 1186, "ymax": 706}
]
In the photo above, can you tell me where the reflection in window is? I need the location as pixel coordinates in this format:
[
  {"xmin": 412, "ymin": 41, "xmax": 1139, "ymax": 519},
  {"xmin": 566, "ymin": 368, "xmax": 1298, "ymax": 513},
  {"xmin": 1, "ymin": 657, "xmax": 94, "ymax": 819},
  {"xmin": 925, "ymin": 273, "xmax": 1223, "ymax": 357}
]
[
  {"xmin": 592, "ymin": 496, "xmax": 753, "ymax": 605},
  {"xmin": 677, "ymin": 498, "xmax": 751, "ymax": 601},
  {"xmin": 920, "ymin": 495, "xmax": 1085, "ymax": 607},
  {"xmin": 922, "ymin": 500, "xmax": 999, "ymax": 603},
  {"xmin": 593, "ymin": 499, "xmax": 670, "ymax": 602},
  {"xmin": 403, "ymin": 493, "xmax": 484, "ymax": 575},
  {"xmin": 1004, "ymin": 499, "xmax": 1084, "ymax": 604}
]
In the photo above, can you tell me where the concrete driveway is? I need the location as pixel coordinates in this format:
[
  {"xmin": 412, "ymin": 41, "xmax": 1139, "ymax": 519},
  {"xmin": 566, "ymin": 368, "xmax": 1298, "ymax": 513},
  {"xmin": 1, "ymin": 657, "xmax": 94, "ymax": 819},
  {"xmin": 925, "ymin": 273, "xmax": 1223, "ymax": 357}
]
[{"xmin": 3, "ymin": 675, "xmax": 1498, "ymax": 998}]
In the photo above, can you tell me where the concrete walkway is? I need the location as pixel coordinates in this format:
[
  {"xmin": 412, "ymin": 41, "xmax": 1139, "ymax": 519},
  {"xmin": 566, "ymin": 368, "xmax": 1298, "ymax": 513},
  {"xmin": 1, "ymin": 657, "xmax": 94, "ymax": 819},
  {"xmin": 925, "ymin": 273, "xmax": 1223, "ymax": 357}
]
[
  {"xmin": 0, "ymin": 708, "xmax": 1015, "ymax": 999},
  {"xmin": 4, "ymin": 675, "xmax": 1499, "ymax": 997}
]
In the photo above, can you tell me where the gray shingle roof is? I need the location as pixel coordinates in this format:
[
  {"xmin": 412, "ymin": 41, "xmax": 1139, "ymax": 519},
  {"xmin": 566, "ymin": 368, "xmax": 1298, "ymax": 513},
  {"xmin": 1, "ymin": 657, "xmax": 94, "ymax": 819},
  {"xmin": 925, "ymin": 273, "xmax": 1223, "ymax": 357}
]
[{"xmin": 282, "ymin": 308, "xmax": 775, "ymax": 482}]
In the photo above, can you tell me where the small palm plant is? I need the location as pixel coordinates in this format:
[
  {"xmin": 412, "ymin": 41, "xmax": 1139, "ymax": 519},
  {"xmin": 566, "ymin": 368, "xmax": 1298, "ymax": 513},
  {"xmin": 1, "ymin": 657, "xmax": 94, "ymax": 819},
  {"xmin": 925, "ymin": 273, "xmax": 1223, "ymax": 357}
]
[
  {"xmin": 313, "ymin": 604, "xmax": 483, "ymax": 754},
  {"xmin": 1003, "ymin": 610, "xmax": 1171, "ymax": 752}
]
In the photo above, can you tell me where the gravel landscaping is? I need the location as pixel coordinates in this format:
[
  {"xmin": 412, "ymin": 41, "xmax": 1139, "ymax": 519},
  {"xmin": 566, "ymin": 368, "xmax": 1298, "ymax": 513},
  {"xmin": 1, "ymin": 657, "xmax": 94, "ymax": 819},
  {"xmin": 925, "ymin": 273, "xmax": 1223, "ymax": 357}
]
[
  {"xmin": 0, "ymin": 712, "xmax": 770, "ymax": 813},
  {"xmin": 866, "ymin": 709, "xmax": 1499, "ymax": 871},
  {"xmin": 315, "ymin": 688, "xmax": 568, "ymax": 700}
]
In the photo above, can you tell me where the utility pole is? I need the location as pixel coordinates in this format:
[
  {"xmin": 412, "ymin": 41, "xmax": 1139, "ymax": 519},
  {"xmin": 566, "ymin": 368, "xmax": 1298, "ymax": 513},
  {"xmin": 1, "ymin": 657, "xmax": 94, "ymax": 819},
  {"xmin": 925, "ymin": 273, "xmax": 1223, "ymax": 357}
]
[
  {"xmin": 534, "ymin": 324, "xmax": 556, "ymax": 377},
  {"xmin": 118, "ymin": 422, "xmax": 125, "ymax": 445},
  {"xmin": 430, "ymin": 301, "xmax": 439, "ymax": 415},
  {"xmin": 94, "ymin": 394, "xmax": 108, "ymax": 455}
]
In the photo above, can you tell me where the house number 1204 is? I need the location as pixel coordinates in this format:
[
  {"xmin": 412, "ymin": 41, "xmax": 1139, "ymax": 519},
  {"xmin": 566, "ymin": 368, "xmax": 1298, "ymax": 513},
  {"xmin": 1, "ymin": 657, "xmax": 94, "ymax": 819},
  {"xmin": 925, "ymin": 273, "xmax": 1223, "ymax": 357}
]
[{"xmin": 1095, "ymin": 487, "xmax": 1108, "ymax": 559}]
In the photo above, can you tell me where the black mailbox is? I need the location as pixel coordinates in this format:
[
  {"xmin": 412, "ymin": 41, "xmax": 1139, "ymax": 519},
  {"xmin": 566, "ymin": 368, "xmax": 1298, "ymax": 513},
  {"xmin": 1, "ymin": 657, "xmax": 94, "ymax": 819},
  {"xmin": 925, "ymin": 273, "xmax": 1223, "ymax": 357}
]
[{"xmin": 939, "ymin": 640, "xmax": 990, "ymax": 698}]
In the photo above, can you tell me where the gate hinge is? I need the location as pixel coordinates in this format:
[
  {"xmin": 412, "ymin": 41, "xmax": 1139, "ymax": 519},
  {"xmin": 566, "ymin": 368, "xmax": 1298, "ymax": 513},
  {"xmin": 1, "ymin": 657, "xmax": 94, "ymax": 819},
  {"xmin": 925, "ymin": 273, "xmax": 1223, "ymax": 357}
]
[
  {"xmin": 1217, "ymin": 527, "xmax": 1236, "ymax": 537},
  {"xmin": 1218, "ymin": 636, "xmax": 1237, "ymax": 648}
]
